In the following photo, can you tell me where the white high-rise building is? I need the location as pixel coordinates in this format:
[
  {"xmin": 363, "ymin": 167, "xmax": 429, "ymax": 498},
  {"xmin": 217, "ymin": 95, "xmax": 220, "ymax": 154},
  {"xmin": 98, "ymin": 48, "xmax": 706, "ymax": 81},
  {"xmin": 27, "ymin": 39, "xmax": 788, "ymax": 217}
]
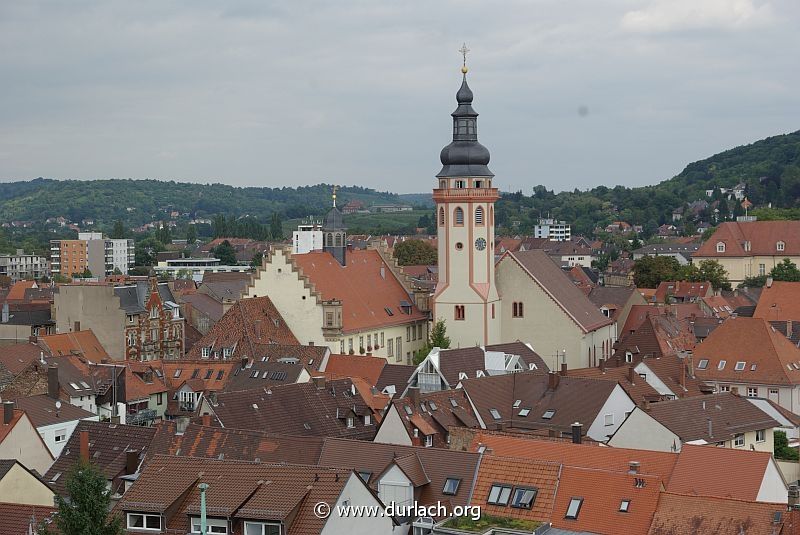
[
  {"xmin": 292, "ymin": 220, "xmax": 324, "ymax": 255},
  {"xmin": 78, "ymin": 232, "xmax": 135, "ymax": 276},
  {"xmin": 534, "ymin": 218, "xmax": 571, "ymax": 241}
]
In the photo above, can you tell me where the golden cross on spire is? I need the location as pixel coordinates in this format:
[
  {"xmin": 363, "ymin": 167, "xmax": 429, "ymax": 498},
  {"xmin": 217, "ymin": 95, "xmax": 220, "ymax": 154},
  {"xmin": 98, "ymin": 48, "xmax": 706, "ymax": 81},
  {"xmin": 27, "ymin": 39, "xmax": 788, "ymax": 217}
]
[
  {"xmin": 459, "ymin": 43, "xmax": 470, "ymax": 74},
  {"xmin": 332, "ymin": 185, "xmax": 337, "ymax": 208}
]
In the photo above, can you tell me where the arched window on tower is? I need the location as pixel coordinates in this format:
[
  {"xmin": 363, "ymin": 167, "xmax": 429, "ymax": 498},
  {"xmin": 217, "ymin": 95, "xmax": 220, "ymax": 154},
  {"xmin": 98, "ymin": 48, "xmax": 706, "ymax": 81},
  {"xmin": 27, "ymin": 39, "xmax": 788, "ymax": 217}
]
[
  {"xmin": 335, "ymin": 233, "xmax": 343, "ymax": 247},
  {"xmin": 454, "ymin": 207, "xmax": 464, "ymax": 225},
  {"xmin": 475, "ymin": 207, "xmax": 484, "ymax": 225},
  {"xmin": 439, "ymin": 207, "xmax": 445, "ymax": 226},
  {"xmin": 326, "ymin": 233, "xmax": 333, "ymax": 247}
]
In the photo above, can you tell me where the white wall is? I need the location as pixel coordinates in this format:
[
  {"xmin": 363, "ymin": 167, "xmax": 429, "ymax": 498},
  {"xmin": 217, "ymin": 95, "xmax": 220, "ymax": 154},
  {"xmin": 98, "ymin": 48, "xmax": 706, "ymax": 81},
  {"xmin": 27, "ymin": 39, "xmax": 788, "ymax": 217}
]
[
  {"xmin": 757, "ymin": 460, "xmax": 789, "ymax": 503},
  {"xmin": 321, "ymin": 473, "xmax": 395, "ymax": 535},
  {"xmin": 37, "ymin": 416, "xmax": 99, "ymax": 457},
  {"xmin": 608, "ymin": 408, "xmax": 680, "ymax": 452},
  {"xmin": 373, "ymin": 405, "xmax": 412, "ymax": 446},
  {"xmin": 586, "ymin": 384, "xmax": 636, "ymax": 442}
]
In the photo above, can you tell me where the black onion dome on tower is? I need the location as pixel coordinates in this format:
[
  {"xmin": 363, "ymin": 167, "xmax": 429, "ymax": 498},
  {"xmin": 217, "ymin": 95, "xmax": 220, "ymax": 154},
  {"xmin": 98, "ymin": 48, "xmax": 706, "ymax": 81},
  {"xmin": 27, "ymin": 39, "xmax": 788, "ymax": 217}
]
[
  {"xmin": 323, "ymin": 205, "xmax": 345, "ymax": 230},
  {"xmin": 437, "ymin": 73, "xmax": 493, "ymax": 178}
]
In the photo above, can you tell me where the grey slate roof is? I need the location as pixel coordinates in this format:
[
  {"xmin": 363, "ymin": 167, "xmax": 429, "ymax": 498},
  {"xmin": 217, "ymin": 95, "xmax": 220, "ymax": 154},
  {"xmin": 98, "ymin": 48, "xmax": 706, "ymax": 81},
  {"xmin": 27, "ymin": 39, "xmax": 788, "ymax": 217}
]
[{"xmin": 114, "ymin": 282, "xmax": 174, "ymax": 314}]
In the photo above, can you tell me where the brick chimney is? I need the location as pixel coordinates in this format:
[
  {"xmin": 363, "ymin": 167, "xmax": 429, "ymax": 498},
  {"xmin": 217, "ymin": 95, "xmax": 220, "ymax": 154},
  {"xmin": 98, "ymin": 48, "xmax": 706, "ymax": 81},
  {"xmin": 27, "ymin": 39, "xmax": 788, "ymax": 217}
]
[
  {"xmin": 571, "ymin": 422, "xmax": 582, "ymax": 444},
  {"xmin": 312, "ymin": 376, "xmax": 326, "ymax": 389},
  {"xmin": 560, "ymin": 354, "xmax": 568, "ymax": 377},
  {"xmin": 202, "ymin": 414, "xmax": 212, "ymax": 427},
  {"xmin": 408, "ymin": 386, "xmax": 420, "ymax": 406},
  {"xmin": 628, "ymin": 366, "xmax": 636, "ymax": 384},
  {"xmin": 599, "ymin": 358, "xmax": 606, "ymax": 373},
  {"xmin": 126, "ymin": 450, "xmax": 139, "ymax": 475},
  {"xmin": 548, "ymin": 371, "xmax": 560, "ymax": 391},
  {"xmin": 789, "ymin": 485, "xmax": 800, "ymax": 509},
  {"xmin": 3, "ymin": 401, "xmax": 14, "ymax": 425},
  {"xmin": 731, "ymin": 386, "xmax": 739, "ymax": 397},
  {"xmin": 79, "ymin": 429, "xmax": 90, "ymax": 463},
  {"xmin": 47, "ymin": 365, "xmax": 60, "ymax": 400}
]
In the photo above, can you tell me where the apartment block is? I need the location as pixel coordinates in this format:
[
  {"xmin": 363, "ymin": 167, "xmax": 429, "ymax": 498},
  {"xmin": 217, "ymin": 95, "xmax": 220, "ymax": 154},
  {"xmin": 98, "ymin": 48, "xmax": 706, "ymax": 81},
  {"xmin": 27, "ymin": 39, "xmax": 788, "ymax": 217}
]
[
  {"xmin": 0, "ymin": 250, "xmax": 49, "ymax": 282},
  {"xmin": 50, "ymin": 233, "xmax": 134, "ymax": 278}
]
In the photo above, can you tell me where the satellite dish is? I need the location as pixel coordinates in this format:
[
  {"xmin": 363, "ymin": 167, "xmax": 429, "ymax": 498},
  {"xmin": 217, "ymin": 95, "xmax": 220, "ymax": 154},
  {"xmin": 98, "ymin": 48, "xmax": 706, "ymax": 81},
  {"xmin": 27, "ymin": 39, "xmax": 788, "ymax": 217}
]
[{"xmin": 55, "ymin": 401, "xmax": 62, "ymax": 410}]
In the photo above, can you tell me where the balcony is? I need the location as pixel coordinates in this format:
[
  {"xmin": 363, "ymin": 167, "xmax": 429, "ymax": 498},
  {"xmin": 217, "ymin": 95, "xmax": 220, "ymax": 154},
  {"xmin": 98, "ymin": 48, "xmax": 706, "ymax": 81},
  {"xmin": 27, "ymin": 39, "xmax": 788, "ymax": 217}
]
[
  {"xmin": 128, "ymin": 408, "xmax": 158, "ymax": 426},
  {"xmin": 432, "ymin": 187, "xmax": 499, "ymax": 203}
]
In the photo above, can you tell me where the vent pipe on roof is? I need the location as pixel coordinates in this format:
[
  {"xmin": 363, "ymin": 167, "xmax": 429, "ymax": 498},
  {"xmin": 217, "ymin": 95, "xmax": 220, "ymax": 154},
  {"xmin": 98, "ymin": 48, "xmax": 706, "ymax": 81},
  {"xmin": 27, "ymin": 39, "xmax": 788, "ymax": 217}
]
[
  {"xmin": 3, "ymin": 401, "xmax": 14, "ymax": 425},
  {"xmin": 560, "ymin": 351, "xmax": 567, "ymax": 377},
  {"xmin": 707, "ymin": 417, "xmax": 713, "ymax": 439},
  {"xmin": 789, "ymin": 485, "xmax": 800, "ymax": 510},
  {"xmin": 571, "ymin": 422, "xmax": 582, "ymax": 444},
  {"xmin": 548, "ymin": 372, "xmax": 560, "ymax": 391},
  {"xmin": 766, "ymin": 277, "xmax": 773, "ymax": 288}
]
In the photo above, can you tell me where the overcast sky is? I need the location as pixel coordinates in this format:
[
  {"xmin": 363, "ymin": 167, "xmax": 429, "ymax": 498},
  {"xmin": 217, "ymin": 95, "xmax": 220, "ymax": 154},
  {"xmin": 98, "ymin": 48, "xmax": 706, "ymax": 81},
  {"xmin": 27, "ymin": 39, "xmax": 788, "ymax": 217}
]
[{"xmin": 1, "ymin": 0, "xmax": 799, "ymax": 193}]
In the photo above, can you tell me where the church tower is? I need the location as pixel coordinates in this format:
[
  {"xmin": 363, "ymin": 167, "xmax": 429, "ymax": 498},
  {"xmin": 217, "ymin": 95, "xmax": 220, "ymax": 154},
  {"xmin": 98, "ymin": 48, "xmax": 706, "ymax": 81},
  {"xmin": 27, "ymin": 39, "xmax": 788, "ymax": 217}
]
[
  {"xmin": 432, "ymin": 48, "xmax": 501, "ymax": 347},
  {"xmin": 323, "ymin": 186, "xmax": 347, "ymax": 266}
]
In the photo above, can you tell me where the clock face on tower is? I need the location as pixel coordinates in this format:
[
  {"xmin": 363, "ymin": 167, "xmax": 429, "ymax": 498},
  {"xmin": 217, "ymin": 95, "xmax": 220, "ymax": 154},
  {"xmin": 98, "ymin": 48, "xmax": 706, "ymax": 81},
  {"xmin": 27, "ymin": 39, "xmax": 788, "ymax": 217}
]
[{"xmin": 475, "ymin": 237, "xmax": 487, "ymax": 251}]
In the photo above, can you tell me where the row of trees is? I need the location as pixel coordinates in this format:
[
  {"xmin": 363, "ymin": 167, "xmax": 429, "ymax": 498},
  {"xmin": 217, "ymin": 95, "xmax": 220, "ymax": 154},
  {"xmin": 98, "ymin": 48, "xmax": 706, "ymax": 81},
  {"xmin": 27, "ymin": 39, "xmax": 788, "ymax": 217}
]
[
  {"xmin": 211, "ymin": 213, "xmax": 283, "ymax": 241},
  {"xmin": 741, "ymin": 258, "xmax": 800, "ymax": 287},
  {"xmin": 632, "ymin": 256, "xmax": 732, "ymax": 290}
]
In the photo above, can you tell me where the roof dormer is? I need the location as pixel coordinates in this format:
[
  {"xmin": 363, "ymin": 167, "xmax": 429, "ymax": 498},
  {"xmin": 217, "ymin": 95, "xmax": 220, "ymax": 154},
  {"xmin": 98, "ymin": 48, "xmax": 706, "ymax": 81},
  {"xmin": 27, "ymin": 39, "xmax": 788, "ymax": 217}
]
[
  {"xmin": 716, "ymin": 242, "xmax": 725, "ymax": 253},
  {"xmin": 777, "ymin": 241, "xmax": 785, "ymax": 252}
]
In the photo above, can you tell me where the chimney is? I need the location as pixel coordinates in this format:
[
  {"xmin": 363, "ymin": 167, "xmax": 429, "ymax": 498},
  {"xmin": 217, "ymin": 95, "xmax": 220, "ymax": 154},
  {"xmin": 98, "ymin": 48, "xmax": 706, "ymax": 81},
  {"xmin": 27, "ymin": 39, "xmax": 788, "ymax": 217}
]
[
  {"xmin": 571, "ymin": 422, "xmax": 582, "ymax": 444},
  {"xmin": 599, "ymin": 358, "xmax": 606, "ymax": 373},
  {"xmin": 73, "ymin": 320, "xmax": 81, "ymax": 332},
  {"xmin": 312, "ymin": 376, "xmax": 326, "ymax": 389},
  {"xmin": 680, "ymin": 360, "xmax": 687, "ymax": 390},
  {"xmin": 789, "ymin": 485, "xmax": 800, "ymax": 509},
  {"xmin": 254, "ymin": 320, "xmax": 262, "ymax": 341},
  {"xmin": 643, "ymin": 399, "xmax": 651, "ymax": 411},
  {"xmin": 766, "ymin": 277, "xmax": 773, "ymax": 288},
  {"xmin": 126, "ymin": 450, "xmax": 139, "ymax": 475},
  {"xmin": 628, "ymin": 461, "xmax": 640, "ymax": 475},
  {"xmin": 3, "ymin": 401, "xmax": 14, "ymax": 425},
  {"xmin": 202, "ymin": 414, "xmax": 212, "ymax": 427},
  {"xmin": 241, "ymin": 356, "xmax": 248, "ymax": 370},
  {"xmin": 1, "ymin": 302, "xmax": 8, "ymax": 323},
  {"xmin": 408, "ymin": 386, "xmax": 420, "ymax": 406},
  {"xmin": 707, "ymin": 417, "xmax": 713, "ymax": 439},
  {"xmin": 548, "ymin": 371, "xmax": 560, "ymax": 391},
  {"xmin": 28, "ymin": 335, "xmax": 37, "ymax": 344},
  {"xmin": 560, "ymin": 352, "xmax": 568, "ymax": 376},
  {"xmin": 47, "ymin": 365, "xmax": 60, "ymax": 400},
  {"xmin": 788, "ymin": 321, "xmax": 794, "ymax": 340},
  {"xmin": 628, "ymin": 366, "xmax": 636, "ymax": 384},
  {"xmin": 79, "ymin": 430, "xmax": 89, "ymax": 463},
  {"xmin": 731, "ymin": 386, "xmax": 739, "ymax": 397}
]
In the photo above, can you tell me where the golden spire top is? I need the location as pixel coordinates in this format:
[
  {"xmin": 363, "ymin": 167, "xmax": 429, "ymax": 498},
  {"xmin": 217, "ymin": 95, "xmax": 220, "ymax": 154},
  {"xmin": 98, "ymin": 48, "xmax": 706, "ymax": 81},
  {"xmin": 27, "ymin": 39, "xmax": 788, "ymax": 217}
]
[
  {"xmin": 459, "ymin": 43, "xmax": 470, "ymax": 74},
  {"xmin": 332, "ymin": 185, "xmax": 337, "ymax": 208}
]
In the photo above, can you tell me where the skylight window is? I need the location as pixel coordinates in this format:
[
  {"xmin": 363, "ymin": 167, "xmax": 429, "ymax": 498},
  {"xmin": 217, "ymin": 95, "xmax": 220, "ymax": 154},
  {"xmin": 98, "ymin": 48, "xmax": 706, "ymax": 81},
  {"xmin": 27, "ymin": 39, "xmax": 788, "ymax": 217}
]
[
  {"xmin": 404, "ymin": 405, "xmax": 413, "ymax": 416},
  {"xmin": 487, "ymin": 484, "xmax": 512, "ymax": 506},
  {"xmin": 718, "ymin": 360, "xmax": 726, "ymax": 370},
  {"xmin": 69, "ymin": 382, "xmax": 79, "ymax": 390},
  {"xmin": 262, "ymin": 371, "xmax": 269, "ymax": 379},
  {"xmin": 734, "ymin": 361, "xmax": 746, "ymax": 371},
  {"xmin": 518, "ymin": 408, "xmax": 530, "ymax": 417},
  {"xmin": 429, "ymin": 402, "xmax": 438, "ymax": 411},
  {"xmin": 251, "ymin": 370, "xmax": 259, "ymax": 378},
  {"xmin": 565, "ymin": 497, "xmax": 583, "ymax": 519},
  {"xmin": 217, "ymin": 370, "xmax": 224, "ymax": 380},
  {"xmin": 191, "ymin": 369, "xmax": 200, "ymax": 379},
  {"xmin": 384, "ymin": 307, "xmax": 394, "ymax": 317},
  {"xmin": 513, "ymin": 399, "xmax": 522, "ymax": 408},
  {"xmin": 79, "ymin": 381, "xmax": 91, "ymax": 389},
  {"xmin": 252, "ymin": 403, "xmax": 258, "ymax": 410},
  {"xmin": 620, "ymin": 499, "xmax": 630, "ymax": 513},
  {"xmin": 510, "ymin": 487, "xmax": 538, "ymax": 509},
  {"xmin": 697, "ymin": 359, "xmax": 708, "ymax": 370},
  {"xmin": 204, "ymin": 369, "xmax": 213, "ymax": 379},
  {"xmin": 443, "ymin": 478, "xmax": 461, "ymax": 496},
  {"xmin": 489, "ymin": 408, "xmax": 502, "ymax": 420},
  {"xmin": 174, "ymin": 369, "xmax": 182, "ymax": 378},
  {"xmin": 542, "ymin": 409, "xmax": 556, "ymax": 420},
  {"xmin": 450, "ymin": 398, "xmax": 458, "ymax": 408}
]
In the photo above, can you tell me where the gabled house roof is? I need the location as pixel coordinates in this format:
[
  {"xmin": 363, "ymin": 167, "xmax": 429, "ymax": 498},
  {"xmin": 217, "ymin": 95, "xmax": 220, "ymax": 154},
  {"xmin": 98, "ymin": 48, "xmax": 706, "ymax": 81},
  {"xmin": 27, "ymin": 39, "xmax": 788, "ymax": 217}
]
[
  {"xmin": 113, "ymin": 281, "xmax": 175, "ymax": 314},
  {"xmin": 323, "ymin": 354, "xmax": 387, "ymax": 385},
  {"xmin": 0, "ymin": 341, "xmax": 44, "ymax": 377},
  {"xmin": 376, "ymin": 364, "xmax": 416, "ymax": 395},
  {"xmin": 385, "ymin": 389, "xmax": 480, "ymax": 447},
  {"xmin": 694, "ymin": 317, "xmax": 800, "ymax": 385},
  {"xmin": 647, "ymin": 492, "xmax": 788, "ymax": 535},
  {"xmin": 694, "ymin": 221, "xmax": 800, "ymax": 258},
  {"xmin": 161, "ymin": 360, "xmax": 236, "ymax": 392},
  {"xmin": 614, "ymin": 314, "xmax": 696, "ymax": 361},
  {"xmin": 0, "ymin": 502, "xmax": 58, "ymax": 535},
  {"xmin": 567, "ymin": 365, "xmax": 664, "ymax": 405},
  {"xmin": 587, "ymin": 286, "xmax": 640, "ymax": 323},
  {"xmin": 38, "ymin": 330, "xmax": 109, "ymax": 362},
  {"xmin": 503, "ymin": 250, "xmax": 613, "ymax": 333},
  {"xmin": 209, "ymin": 377, "xmax": 376, "ymax": 440},
  {"xmin": 12, "ymin": 394, "xmax": 95, "ymax": 428},
  {"xmin": 222, "ymin": 358, "xmax": 308, "ymax": 392},
  {"xmin": 654, "ymin": 281, "xmax": 712, "ymax": 303},
  {"xmin": 291, "ymin": 249, "xmax": 427, "ymax": 333},
  {"xmin": 754, "ymin": 281, "xmax": 800, "ymax": 322}
]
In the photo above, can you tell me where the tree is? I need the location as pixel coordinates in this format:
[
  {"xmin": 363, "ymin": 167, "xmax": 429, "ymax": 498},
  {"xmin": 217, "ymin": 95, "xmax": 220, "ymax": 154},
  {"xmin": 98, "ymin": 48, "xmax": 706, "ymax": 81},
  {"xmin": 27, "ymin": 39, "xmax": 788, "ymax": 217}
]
[
  {"xmin": 695, "ymin": 260, "xmax": 732, "ymax": 291},
  {"xmin": 112, "ymin": 267, "xmax": 122, "ymax": 276},
  {"xmin": 186, "ymin": 224, "xmax": 197, "ymax": 245},
  {"xmin": 770, "ymin": 258, "xmax": 800, "ymax": 282},
  {"xmin": 80, "ymin": 268, "xmax": 93, "ymax": 279},
  {"xmin": 39, "ymin": 461, "xmax": 123, "ymax": 535},
  {"xmin": 414, "ymin": 319, "xmax": 450, "ymax": 365},
  {"xmin": 393, "ymin": 239, "xmax": 437, "ymax": 266},
  {"xmin": 110, "ymin": 220, "xmax": 126, "ymax": 239},
  {"xmin": 775, "ymin": 430, "xmax": 799, "ymax": 461},
  {"xmin": 213, "ymin": 240, "xmax": 237, "ymax": 265},
  {"xmin": 175, "ymin": 268, "xmax": 193, "ymax": 280},
  {"xmin": 251, "ymin": 251, "xmax": 264, "ymax": 269},
  {"xmin": 270, "ymin": 212, "xmax": 283, "ymax": 240},
  {"xmin": 632, "ymin": 255, "xmax": 681, "ymax": 288}
]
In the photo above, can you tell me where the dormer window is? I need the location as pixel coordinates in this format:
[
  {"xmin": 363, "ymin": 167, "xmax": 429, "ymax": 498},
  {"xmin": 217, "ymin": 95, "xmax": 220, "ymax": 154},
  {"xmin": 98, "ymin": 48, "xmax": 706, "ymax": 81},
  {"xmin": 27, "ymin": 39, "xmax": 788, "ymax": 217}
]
[
  {"xmin": 777, "ymin": 241, "xmax": 785, "ymax": 251},
  {"xmin": 716, "ymin": 242, "xmax": 725, "ymax": 253},
  {"xmin": 744, "ymin": 241, "xmax": 751, "ymax": 252}
]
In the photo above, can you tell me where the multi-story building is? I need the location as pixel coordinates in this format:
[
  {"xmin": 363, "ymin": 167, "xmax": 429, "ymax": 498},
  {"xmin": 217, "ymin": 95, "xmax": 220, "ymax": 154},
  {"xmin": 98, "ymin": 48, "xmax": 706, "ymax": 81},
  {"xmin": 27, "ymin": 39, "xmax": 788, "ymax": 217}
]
[
  {"xmin": 534, "ymin": 218, "xmax": 572, "ymax": 241},
  {"xmin": 0, "ymin": 249, "xmax": 49, "ymax": 282},
  {"xmin": 49, "ymin": 239, "xmax": 88, "ymax": 277},
  {"xmin": 54, "ymin": 279, "xmax": 184, "ymax": 361},
  {"xmin": 292, "ymin": 220, "xmax": 323, "ymax": 254},
  {"xmin": 50, "ymin": 234, "xmax": 134, "ymax": 278}
]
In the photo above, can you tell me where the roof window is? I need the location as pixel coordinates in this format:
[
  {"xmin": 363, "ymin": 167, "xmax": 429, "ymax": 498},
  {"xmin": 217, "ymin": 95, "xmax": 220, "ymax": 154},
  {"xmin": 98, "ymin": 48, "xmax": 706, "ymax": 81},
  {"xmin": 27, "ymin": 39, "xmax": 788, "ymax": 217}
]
[
  {"xmin": 404, "ymin": 405, "xmax": 413, "ymax": 416},
  {"xmin": 518, "ymin": 408, "xmax": 530, "ymax": 417},
  {"xmin": 718, "ymin": 360, "xmax": 726, "ymax": 370},
  {"xmin": 734, "ymin": 361, "xmax": 746, "ymax": 371},
  {"xmin": 487, "ymin": 484, "xmax": 512, "ymax": 506},
  {"xmin": 565, "ymin": 497, "xmax": 583, "ymax": 519},
  {"xmin": 443, "ymin": 478, "xmax": 461, "ymax": 495},
  {"xmin": 620, "ymin": 499, "xmax": 631, "ymax": 513},
  {"xmin": 450, "ymin": 398, "xmax": 458, "ymax": 408},
  {"xmin": 429, "ymin": 401, "xmax": 438, "ymax": 411},
  {"xmin": 542, "ymin": 409, "xmax": 556, "ymax": 420},
  {"xmin": 489, "ymin": 408, "xmax": 502, "ymax": 420},
  {"xmin": 513, "ymin": 399, "xmax": 522, "ymax": 408},
  {"xmin": 510, "ymin": 487, "xmax": 538, "ymax": 509},
  {"xmin": 697, "ymin": 359, "xmax": 708, "ymax": 370},
  {"xmin": 716, "ymin": 242, "xmax": 725, "ymax": 253}
]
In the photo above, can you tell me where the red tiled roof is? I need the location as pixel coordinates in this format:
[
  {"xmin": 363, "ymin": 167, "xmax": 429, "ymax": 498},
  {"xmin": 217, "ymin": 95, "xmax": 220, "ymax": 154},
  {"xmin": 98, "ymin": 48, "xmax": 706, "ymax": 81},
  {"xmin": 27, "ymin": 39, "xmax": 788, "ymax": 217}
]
[
  {"xmin": 6, "ymin": 280, "xmax": 37, "ymax": 301},
  {"xmin": 754, "ymin": 281, "xmax": 800, "ymax": 321},
  {"xmin": 648, "ymin": 492, "xmax": 787, "ymax": 535},
  {"xmin": 654, "ymin": 281, "xmax": 712, "ymax": 303},
  {"xmin": 38, "ymin": 330, "xmax": 110, "ymax": 362},
  {"xmin": 551, "ymin": 466, "xmax": 662, "ymax": 535},
  {"xmin": 694, "ymin": 221, "xmax": 800, "ymax": 258},
  {"xmin": 323, "ymin": 354, "xmax": 386, "ymax": 385},
  {"xmin": 161, "ymin": 360, "xmax": 235, "ymax": 391},
  {"xmin": 0, "ymin": 502, "xmax": 58, "ymax": 535},
  {"xmin": 13, "ymin": 394, "xmax": 95, "ymax": 428},
  {"xmin": 694, "ymin": 317, "xmax": 800, "ymax": 385},
  {"xmin": 0, "ymin": 342, "xmax": 43, "ymax": 376},
  {"xmin": 292, "ymin": 249, "xmax": 426, "ymax": 332}
]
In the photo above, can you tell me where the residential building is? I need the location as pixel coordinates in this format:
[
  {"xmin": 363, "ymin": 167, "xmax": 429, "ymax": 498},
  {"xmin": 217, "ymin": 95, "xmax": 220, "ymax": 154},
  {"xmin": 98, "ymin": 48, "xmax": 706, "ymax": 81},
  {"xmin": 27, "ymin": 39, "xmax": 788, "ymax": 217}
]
[
  {"xmin": 79, "ymin": 232, "xmax": 135, "ymax": 276},
  {"xmin": 496, "ymin": 250, "xmax": 616, "ymax": 369},
  {"xmin": 653, "ymin": 280, "xmax": 713, "ymax": 303},
  {"xmin": 534, "ymin": 218, "xmax": 571, "ymax": 241},
  {"xmin": 0, "ymin": 342, "xmax": 50, "ymax": 400},
  {"xmin": 0, "ymin": 249, "xmax": 49, "ymax": 282},
  {"xmin": 292, "ymin": 220, "xmax": 324, "ymax": 254},
  {"xmin": 246, "ymin": 246, "xmax": 428, "ymax": 364},
  {"xmin": 0, "ymin": 459, "xmax": 56, "ymax": 506},
  {"xmin": 432, "ymin": 70, "xmax": 502, "ymax": 348},
  {"xmin": 753, "ymin": 281, "xmax": 800, "ymax": 344},
  {"xmin": 608, "ymin": 392, "xmax": 781, "ymax": 454},
  {"xmin": 54, "ymin": 279, "xmax": 184, "ymax": 361},
  {"xmin": 13, "ymin": 393, "xmax": 98, "ymax": 457},
  {"xmin": 153, "ymin": 257, "xmax": 251, "ymax": 278},
  {"xmin": 49, "ymin": 239, "xmax": 88, "ymax": 277},
  {"xmin": 117, "ymin": 455, "xmax": 394, "ymax": 535},
  {"xmin": 632, "ymin": 243, "xmax": 700, "ymax": 265},
  {"xmin": 0, "ymin": 503, "xmax": 58, "ymax": 534},
  {"xmin": 587, "ymin": 285, "xmax": 648, "ymax": 339},
  {"xmin": 0, "ymin": 403, "xmax": 54, "ymax": 475},
  {"xmin": 544, "ymin": 240, "xmax": 595, "ymax": 268},
  {"xmin": 692, "ymin": 220, "xmax": 800, "ymax": 283},
  {"xmin": 0, "ymin": 302, "xmax": 55, "ymax": 342},
  {"xmin": 693, "ymin": 317, "xmax": 800, "ymax": 413},
  {"xmin": 405, "ymin": 341, "xmax": 548, "ymax": 394}
]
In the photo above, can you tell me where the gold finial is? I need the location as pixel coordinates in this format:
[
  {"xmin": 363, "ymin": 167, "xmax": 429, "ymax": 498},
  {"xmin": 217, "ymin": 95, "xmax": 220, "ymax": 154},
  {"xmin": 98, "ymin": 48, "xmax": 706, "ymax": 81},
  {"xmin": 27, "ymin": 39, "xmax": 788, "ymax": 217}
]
[
  {"xmin": 332, "ymin": 185, "xmax": 337, "ymax": 208},
  {"xmin": 459, "ymin": 43, "xmax": 470, "ymax": 74}
]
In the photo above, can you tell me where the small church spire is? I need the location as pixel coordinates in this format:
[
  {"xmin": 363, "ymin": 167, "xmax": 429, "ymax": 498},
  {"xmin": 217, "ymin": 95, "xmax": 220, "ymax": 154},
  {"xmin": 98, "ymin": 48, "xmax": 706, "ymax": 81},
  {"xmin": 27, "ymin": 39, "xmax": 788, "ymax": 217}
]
[
  {"xmin": 332, "ymin": 185, "xmax": 337, "ymax": 208},
  {"xmin": 459, "ymin": 42, "xmax": 470, "ymax": 75}
]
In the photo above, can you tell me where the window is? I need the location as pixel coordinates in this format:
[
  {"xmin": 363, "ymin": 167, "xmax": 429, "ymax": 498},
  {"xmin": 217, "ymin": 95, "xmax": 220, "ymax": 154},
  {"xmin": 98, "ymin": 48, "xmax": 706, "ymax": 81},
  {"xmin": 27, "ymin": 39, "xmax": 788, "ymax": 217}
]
[
  {"xmin": 455, "ymin": 179, "xmax": 465, "ymax": 189},
  {"xmin": 243, "ymin": 522, "xmax": 280, "ymax": 535},
  {"xmin": 716, "ymin": 242, "xmax": 725, "ymax": 253},
  {"xmin": 718, "ymin": 360, "xmax": 726, "ymax": 370},
  {"xmin": 734, "ymin": 361, "xmax": 746, "ymax": 371},
  {"xmin": 747, "ymin": 387, "xmax": 758, "ymax": 397},
  {"xmin": 359, "ymin": 336, "xmax": 364, "ymax": 350},
  {"xmin": 424, "ymin": 434, "xmax": 433, "ymax": 447},
  {"xmin": 346, "ymin": 416, "xmax": 355, "ymax": 428},
  {"xmin": 439, "ymin": 207, "xmax": 445, "ymax": 226},
  {"xmin": 518, "ymin": 408, "xmax": 530, "ymax": 417},
  {"xmin": 542, "ymin": 409, "xmax": 555, "ymax": 419},
  {"xmin": 191, "ymin": 517, "xmax": 228, "ymax": 534},
  {"xmin": 204, "ymin": 369, "xmax": 213, "ymax": 380},
  {"xmin": 759, "ymin": 263, "xmax": 766, "ymax": 276},
  {"xmin": 697, "ymin": 359, "xmax": 708, "ymax": 370},
  {"xmin": 217, "ymin": 370, "xmax": 224, "ymax": 380},
  {"xmin": 719, "ymin": 384, "xmax": 730, "ymax": 392},
  {"xmin": 406, "ymin": 327, "xmax": 411, "ymax": 342},
  {"xmin": 455, "ymin": 305, "xmax": 465, "ymax": 321},
  {"xmin": 778, "ymin": 241, "xmax": 785, "ymax": 251},
  {"xmin": 604, "ymin": 413, "xmax": 614, "ymax": 426},
  {"xmin": 565, "ymin": 497, "xmax": 583, "ymax": 519},
  {"xmin": 396, "ymin": 337, "xmax": 403, "ymax": 362},
  {"xmin": 734, "ymin": 433, "xmax": 745, "ymax": 447},
  {"xmin": 443, "ymin": 478, "xmax": 461, "ymax": 495},
  {"xmin": 127, "ymin": 513, "xmax": 161, "ymax": 531},
  {"xmin": 201, "ymin": 346, "xmax": 210, "ymax": 358},
  {"xmin": 454, "ymin": 207, "xmax": 464, "ymax": 225},
  {"xmin": 475, "ymin": 207, "xmax": 484, "ymax": 225},
  {"xmin": 173, "ymin": 368, "xmax": 183, "ymax": 378},
  {"xmin": 511, "ymin": 487, "xmax": 538, "ymax": 509},
  {"xmin": 364, "ymin": 414, "xmax": 372, "ymax": 425},
  {"xmin": 358, "ymin": 471, "xmax": 372, "ymax": 483},
  {"xmin": 512, "ymin": 302, "xmax": 524, "ymax": 318},
  {"xmin": 619, "ymin": 499, "xmax": 631, "ymax": 513},
  {"xmin": 54, "ymin": 429, "xmax": 67, "ymax": 443},
  {"xmin": 157, "ymin": 393, "xmax": 163, "ymax": 405},
  {"xmin": 487, "ymin": 484, "xmax": 512, "ymax": 506},
  {"xmin": 348, "ymin": 338, "xmax": 353, "ymax": 352},
  {"xmin": 489, "ymin": 408, "xmax": 502, "ymax": 420},
  {"xmin": 191, "ymin": 368, "xmax": 200, "ymax": 379},
  {"xmin": 387, "ymin": 339, "xmax": 394, "ymax": 357},
  {"xmin": 756, "ymin": 429, "xmax": 766, "ymax": 442},
  {"xmin": 625, "ymin": 351, "xmax": 633, "ymax": 364},
  {"xmin": 150, "ymin": 306, "xmax": 158, "ymax": 319}
]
